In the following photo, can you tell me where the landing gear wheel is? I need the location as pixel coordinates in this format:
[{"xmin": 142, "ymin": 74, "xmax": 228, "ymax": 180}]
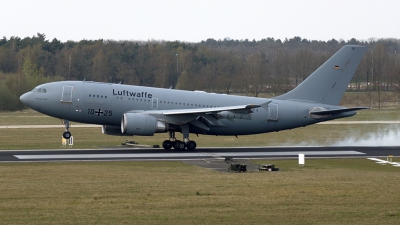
[
  {"xmin": 162, "ymin": 140, "xmax": 173, "ymax": 150},
  {"xmin": 186, "ymin": 141, "xmax": 197, "ymax": 150},
  {"xmin": 63, "ymin": 131, "xmax": 71, "ymax": 139},
  {"xmin": 174, "ymin": 141, "xmax": 186, "ymax": 150}
]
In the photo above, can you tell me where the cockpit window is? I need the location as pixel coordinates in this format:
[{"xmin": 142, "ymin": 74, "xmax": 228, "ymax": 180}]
[{"xmin": 33, "ymin": 87, "xmax": 47, "ymax": 93}]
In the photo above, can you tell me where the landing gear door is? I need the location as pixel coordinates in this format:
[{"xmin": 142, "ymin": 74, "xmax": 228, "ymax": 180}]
[
  {"xmin": 61, "ymin": 85, "xmax": 73, "ymax": 103},
  {"xmin": 268, "ymin": 104, "xmax": 278, "ymax": 121}
]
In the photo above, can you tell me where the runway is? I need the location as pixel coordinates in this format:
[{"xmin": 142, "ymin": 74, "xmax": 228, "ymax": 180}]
[{"xmin": 1, "ymin": 146, "xmax": 399, "ymax": 163}]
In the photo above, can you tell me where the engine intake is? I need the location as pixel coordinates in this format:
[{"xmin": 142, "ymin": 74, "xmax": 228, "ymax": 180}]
[
  {"xmin": 121, "ymin": 113, "xmax": 168, "ymax": 136},
  {"xmin": 102, "ymin": 125, "xmax": 133, "ymax": 136}
]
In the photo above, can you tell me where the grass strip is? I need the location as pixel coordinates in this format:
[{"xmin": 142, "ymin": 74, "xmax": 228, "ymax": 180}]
[{"xmin": 0, "ymin": 159, "xmax": 399, "ymax": 224}]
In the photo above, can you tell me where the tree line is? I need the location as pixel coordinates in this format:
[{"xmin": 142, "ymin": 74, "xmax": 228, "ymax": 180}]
[{"xmin": 0, "ymin": 33, "xmax": 399, "ymax": 110}]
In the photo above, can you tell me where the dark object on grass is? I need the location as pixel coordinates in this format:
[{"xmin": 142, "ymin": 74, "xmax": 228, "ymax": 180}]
[
  {"xmin": 259, "ymin": 164, "xmax": 279, "ymax": 172},
  {"xmin": 228, "ymin": 163, "xmax": 247, "ymax": 172}
]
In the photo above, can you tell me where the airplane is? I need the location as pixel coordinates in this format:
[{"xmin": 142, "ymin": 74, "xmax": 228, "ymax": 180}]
[{"xmin": 20, "ymin": 45, "xmax": 368, "ymax": 150}]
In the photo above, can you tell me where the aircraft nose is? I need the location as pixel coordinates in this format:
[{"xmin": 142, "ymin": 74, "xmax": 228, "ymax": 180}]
[{"xmin": 20, "ymin": 92, "xmax": 30, "ymax": 106}]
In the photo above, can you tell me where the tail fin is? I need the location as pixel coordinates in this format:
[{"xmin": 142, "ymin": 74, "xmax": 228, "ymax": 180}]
[{"xmin": 275, "ymin": 45, "xmax": 367, "ymax": 105}]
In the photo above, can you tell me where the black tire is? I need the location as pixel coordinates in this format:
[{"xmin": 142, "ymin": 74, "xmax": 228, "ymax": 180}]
[
  {"xmin": 186, "ymin": 141, "xmax": 197, "ymax": 150},
  {"xmin": 63, "ymin": 131, "xmax": 71, "ymax": 139},
  {"xmin": 162, "ymin": 140, "xmax": 172, "ymax": 150},
  {"xmin": 176, "ymin": 141, "xmax": 186, "ymax": 151}
]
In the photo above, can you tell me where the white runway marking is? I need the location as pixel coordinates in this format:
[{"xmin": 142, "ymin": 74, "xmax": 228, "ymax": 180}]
[
  {"xmin": 14, "ymin": 151, "xmax": 364, "ymax": 160},
  {"xmin": 367, "ymin": 158, "xmax": 400, "ymax": 167}
]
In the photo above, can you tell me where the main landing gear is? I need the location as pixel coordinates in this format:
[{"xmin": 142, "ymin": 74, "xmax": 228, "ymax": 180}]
[
  {"xmin": 162, "ymin": 125, "xmax": 197, "ymax": 150},
  {"xmin": 62, "ymin": 119, "xmax": 72, "ymax": 139}
]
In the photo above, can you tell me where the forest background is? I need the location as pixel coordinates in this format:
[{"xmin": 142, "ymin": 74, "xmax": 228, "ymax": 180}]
[{"xmin": 0, "ymin": 33, "xmax": 399, "ymax": 111}]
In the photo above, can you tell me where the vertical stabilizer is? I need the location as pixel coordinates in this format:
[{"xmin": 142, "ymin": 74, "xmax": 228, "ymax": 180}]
[{"xmin": 275, "ymin": 45, "xmax": 367, "ymax": 105}]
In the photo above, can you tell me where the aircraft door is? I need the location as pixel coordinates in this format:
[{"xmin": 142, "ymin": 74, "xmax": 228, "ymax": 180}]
[
  {"xmin": 59, "ymin": 83, "xmax": 83, "ymax": 122},
  {"xmin": 152, "ymin": 98, "xmax": 158, "ymax": 110},
  {"xmin": 61, "ymin": 85, "xmax": 73, "ymax": 103},
  {"xmin": 268, "ymin": 104, "xmax": 278, "ymax": 121}
]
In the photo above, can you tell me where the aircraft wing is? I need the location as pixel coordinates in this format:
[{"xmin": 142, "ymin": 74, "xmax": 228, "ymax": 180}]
[
  {"xmin": 162, "ymin": 102, "xmax": 269, "ymax": 115},
  {"xmin": 140, "ymin": 101, "xmax": 271, "ymax": 130}
]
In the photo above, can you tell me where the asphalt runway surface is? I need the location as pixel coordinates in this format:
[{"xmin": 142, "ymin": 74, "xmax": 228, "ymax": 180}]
[
  {"xmin": 1, "ymin": 146, "xmax": 399, "ymax": 161},
  {"xmin": 1, "ymin": 146, "xmax": 399, "ymax": 172}
]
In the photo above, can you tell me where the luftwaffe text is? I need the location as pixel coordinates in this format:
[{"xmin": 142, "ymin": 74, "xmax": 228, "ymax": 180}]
[{"xmin": 112, "ymin": 89, "xmax": 152, "ymax": 98}]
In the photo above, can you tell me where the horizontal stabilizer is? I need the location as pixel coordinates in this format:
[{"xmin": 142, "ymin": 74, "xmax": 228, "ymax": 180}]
[{"xmin": 310, "ymin": 107, "xmax": 369, "ymax": 115}]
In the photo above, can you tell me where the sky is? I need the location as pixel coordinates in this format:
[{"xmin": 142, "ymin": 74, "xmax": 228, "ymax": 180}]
[{"xmin": 0, "ymin": 0, "xmax": 399, "ymax": 43}]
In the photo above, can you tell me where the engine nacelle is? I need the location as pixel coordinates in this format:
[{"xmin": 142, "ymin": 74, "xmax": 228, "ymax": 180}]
[
  {"xmin": 121, "ymin": 113, "xmax": 168, "ymax": 136},
  {"xmin": 218, "ymin": 111, "xmax": 251, "ymax": 120},
  {"xmin": 102, "ymin": 125, "xmax": 133, "ymax": 136}
]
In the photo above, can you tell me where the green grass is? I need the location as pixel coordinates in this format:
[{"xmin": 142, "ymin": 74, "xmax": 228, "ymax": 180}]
[
  {"xmin": 0, "ymin": 159, "xmax": 399, "ymax": 224},
  {"xmin": 0, "ymin": 109, "xmax": 61, "ymax": 125},
  {"xmin": 340, "ymin": 91, "xmax": 400, "ymax": 108}
]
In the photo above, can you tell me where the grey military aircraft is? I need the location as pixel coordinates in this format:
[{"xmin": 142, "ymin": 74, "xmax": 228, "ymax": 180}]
[{"xmin": 20, "ymin": 45, "xmax": 367, "ymax": 150}]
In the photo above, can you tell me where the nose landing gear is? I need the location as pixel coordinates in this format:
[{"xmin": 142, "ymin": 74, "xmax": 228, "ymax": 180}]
[{"xmin": 62, "ymin": 119, "xmax": 72, "ymax": 139}]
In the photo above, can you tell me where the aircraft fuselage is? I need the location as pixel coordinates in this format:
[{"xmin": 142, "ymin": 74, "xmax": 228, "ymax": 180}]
[{"xmin": 20, "ymin": 80, "xmax": 354, "ymax": 136}]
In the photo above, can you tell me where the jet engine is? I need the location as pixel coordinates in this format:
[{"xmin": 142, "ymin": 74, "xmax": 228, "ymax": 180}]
[
  {"xmin": 102, "ymin": 125, "xmax": 133, "ymax": 136},
  {"xmin": 121, "ymin": 113, "xmax": 168, "ymax": 136}
]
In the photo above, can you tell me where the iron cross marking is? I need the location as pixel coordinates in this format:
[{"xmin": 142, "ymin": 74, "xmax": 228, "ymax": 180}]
[{"xmin": 94, "ymin": 109, "xmax": 103, "ymax": 116}]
